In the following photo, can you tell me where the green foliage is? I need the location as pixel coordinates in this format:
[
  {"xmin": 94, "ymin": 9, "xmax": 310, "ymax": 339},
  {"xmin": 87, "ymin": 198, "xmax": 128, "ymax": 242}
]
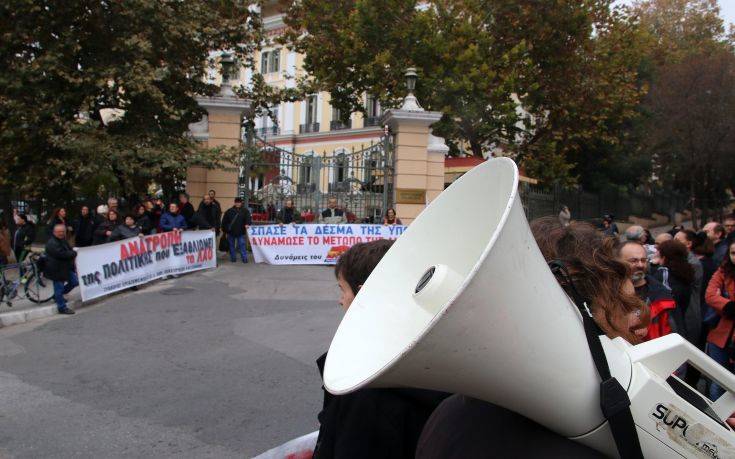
[
  {"xmin": 0, "ymin": 0, "xmax": 261, "ymax": 204},
  {"xmin": 283, "ymin": 0, "xmax": 646, "ymax": 185}
]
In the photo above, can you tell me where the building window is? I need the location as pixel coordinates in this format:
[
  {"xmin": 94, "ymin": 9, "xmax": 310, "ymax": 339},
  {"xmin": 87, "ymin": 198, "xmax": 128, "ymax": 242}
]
[
  {"xmin": 365, "ymin": 94, "xmax": 382, "ymax": 126},
  {"xmin": 256, "ymin": 104, "xmax": 279, "ymax": 136},
  {"xmin": 305, "ymin": 95, "xmax": 318, "ymax": 125},
  {"xmin": 330, "ymin": 105, "xmax": 351, "ymax": 130},
  {"xmin": 335, "ymin": 152, "xmax": 348, "ymax": 183},
  {"xmin": 260, "ymin": 49, "xmax": 281, "ymax": 74},
  {"xmin": 299, "ymin": 156, "xmax": 314, "ymax": 185}
]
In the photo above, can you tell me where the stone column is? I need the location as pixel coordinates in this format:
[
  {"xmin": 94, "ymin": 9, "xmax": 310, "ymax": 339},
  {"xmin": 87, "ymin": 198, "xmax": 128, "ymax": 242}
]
[
  {"xmin": 187, "ymin": 92, "xmax": 251, "ymax": 204},
  {"xmin": 381, "ymin": 110, "xmax": 443, "ymax": 224}
]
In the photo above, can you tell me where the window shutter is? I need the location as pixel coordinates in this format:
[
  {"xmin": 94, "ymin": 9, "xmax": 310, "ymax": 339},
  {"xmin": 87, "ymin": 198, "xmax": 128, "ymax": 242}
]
[{"xmin": 260, "ymin": 52, "xmax": 268, "ymax": 74}]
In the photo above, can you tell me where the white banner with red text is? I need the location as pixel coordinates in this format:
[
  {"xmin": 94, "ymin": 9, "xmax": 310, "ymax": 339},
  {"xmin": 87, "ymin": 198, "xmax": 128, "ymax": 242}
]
[
  {"xmin": 75, "ymin": 230, "xmax": 217, "ymax": 301},
  {"xmin": 248, "ymin": 224, "xmax": 406, "ymax": 265}
]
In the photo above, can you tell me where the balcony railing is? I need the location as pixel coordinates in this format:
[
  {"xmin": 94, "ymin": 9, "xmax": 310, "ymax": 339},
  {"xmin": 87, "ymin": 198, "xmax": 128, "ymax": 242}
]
[
  {"xmin": 299, "ymin": 122, "xmax": 320, "ymax": 134},
  {"xmin": 330, "ymin": 119, "xmax": 352, "ymax": 131},
  {"xmin": 364, "ymin": 116, "xmax": 382, "ymax": 127},
  {"xmin": 255, "ymin": 126, "xmax": 279, "ymax": 137}
]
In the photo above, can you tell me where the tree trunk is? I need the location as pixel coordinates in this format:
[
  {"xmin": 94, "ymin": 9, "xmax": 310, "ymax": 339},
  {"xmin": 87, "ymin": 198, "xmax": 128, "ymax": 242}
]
[
  {"xmin": 469, "ymin": 138, "xmax": 483, "ymax": 158},
  {"xmin": 689, "ymin": 180, "xmax": 698, "ymax": 230}
]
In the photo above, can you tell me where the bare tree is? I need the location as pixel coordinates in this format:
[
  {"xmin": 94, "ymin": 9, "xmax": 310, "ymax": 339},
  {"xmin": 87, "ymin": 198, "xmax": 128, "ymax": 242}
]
[{"xmin": 646, "ymin": 49, "xmax": 735, "ymax": 227}]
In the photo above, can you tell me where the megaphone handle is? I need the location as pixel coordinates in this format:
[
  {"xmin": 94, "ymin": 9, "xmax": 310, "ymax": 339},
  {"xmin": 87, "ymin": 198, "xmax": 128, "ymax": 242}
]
[{"xmin": 629, "ymin": 334, "xmax": 735, "ymax": 420}]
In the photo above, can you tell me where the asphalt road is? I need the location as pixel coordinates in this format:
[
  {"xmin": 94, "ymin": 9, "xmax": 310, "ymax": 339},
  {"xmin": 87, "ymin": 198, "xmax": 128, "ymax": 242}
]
[{"xmin": 0, "ymin": 261, "xmax": 342, "ymax": 458}]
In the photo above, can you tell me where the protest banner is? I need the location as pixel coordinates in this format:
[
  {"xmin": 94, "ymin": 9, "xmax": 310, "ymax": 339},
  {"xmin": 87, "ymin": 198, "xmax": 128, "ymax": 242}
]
[
  {"xmin": 75, "ymin": 230, "xmax": 216, "ymax": 301},
  {"xmin": 248, "ymin": 224, "xmax": 406, "ymax": 265}
]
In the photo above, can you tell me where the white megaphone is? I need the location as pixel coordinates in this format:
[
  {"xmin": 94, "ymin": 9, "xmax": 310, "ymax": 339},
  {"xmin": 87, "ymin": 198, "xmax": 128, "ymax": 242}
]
[{"xmin": 324, "ymin": 157, "xmax": 735, "ymax": 458}]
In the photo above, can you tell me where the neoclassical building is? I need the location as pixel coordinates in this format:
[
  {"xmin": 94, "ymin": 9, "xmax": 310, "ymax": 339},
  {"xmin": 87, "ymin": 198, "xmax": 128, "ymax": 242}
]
[{"xmin": 188, "ymin": 1, "xmax": 447, "ymax": 225}]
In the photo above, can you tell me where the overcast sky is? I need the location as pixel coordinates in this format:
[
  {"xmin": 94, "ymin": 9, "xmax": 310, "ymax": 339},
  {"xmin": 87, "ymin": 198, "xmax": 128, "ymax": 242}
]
[{"xmin": 616, "ymin": 0, "xmax": 735, "ymax": 29}]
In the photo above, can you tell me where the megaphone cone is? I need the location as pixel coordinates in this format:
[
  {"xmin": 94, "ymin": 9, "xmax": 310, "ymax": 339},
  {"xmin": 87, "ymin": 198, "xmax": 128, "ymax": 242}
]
[{"xmin": 324, "ymin": 158, "xmax": 620, "ymax": 437}]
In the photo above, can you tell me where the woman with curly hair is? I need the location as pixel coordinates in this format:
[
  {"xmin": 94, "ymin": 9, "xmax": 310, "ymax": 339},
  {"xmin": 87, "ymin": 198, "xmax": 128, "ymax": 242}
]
[
  {"xmin": 705, "ymin": 239, "xmax": 735, "ymax": 400},
  {"xmin": 415, "ymin": 217, "xmax": 647, "ymax": 458},
  {"xmin": 532, "ymin": 217, "xmax": 649, "ymax": 342}
]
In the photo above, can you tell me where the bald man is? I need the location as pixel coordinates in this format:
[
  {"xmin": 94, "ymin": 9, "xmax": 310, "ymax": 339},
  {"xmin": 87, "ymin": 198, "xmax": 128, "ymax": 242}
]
[
  {"xmin": 45, "ymin": 223, "xmax": 78, "ymax": 314},
  {"xmin": 704, "ymin": 222, "xmax": 728, "ymax": 265}
]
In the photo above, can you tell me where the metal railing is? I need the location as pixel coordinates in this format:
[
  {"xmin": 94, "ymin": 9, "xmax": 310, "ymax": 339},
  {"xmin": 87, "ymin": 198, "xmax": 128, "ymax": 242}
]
[
  {"xmin": 299, "ymin": 123, "xmax": 320, "ymax": 134},
  {"xmin": 364, "ymin": 116, "xmax": 382, "ymax": 127},
  {"xmin": 256, "ymin": 126, "xmax": 279, "ymax": 137},
  {"xmin": 240, "ymin": 135, "xmax": 394, "ymax": 224},
  {"xmin": 330, "ymin": 120, "xmax": 352, "ymax": 131},
  {"xmin": 518, "ymin": 182, "xmax": 689, "ymax": 224}
]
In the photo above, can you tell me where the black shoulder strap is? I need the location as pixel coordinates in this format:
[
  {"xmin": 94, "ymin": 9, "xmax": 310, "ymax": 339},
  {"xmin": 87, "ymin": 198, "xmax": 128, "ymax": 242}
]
[{"xmin": 549, "ymin": 261, "xmax": 644, "ymax": 459}]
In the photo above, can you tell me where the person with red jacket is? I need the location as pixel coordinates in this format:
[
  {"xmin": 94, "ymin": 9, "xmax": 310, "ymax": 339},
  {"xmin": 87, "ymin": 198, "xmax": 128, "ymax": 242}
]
[
  {"xmin": 619, "ymin": 241, "xmax": 676, "ymax": 340},
  {"xmin": 705, "ymin": 239, "xmax": 735, "ymax": 400}
]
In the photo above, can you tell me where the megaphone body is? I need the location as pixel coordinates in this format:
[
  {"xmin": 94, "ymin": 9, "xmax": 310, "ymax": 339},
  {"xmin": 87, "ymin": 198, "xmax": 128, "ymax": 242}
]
[{"xmin": 324, "ymin": 157, "xmax": 735, "ymax": 458}]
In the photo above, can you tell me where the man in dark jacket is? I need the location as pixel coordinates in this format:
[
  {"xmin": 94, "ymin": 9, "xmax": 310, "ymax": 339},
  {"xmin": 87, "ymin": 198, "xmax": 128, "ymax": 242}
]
[
  {"xmin": 705, "ymin": 221, "xmax": 729, "ymax": 266},
  {"xmin": 221, "ymin": 198, "xmax": 252, "ymax": 263},
  {"xmin": 320, "ymin": 197, "xmax": 346, "ymax": 224},
  {"xmin": 276, "ymin": 199, "xmax": 302, "ymax": 224},
  {"xmin": 619, "ymin": 241, "xmax": 676, "ymax": 339},
  {"xmin": 12, "ymin": 213, "xmax": 35, "ymax": 262},
  {"xmin": 208, "ymin": 189, "xmax": 222, "ymax": 214},
  {"xmin": 178, "ymin": 193, "xmax": 195, "ymax": 227},
  {"xmin": 197, "ymin": 195, "xmax": 221, "ymax": 234},
  {"xmin": 45, "ymin": 224, "xmax": 78, "ymax": 314}
]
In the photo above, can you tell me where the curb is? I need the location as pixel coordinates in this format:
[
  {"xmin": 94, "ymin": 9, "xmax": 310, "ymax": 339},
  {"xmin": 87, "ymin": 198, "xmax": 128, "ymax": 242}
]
[{"xmin": 0, "ymin": 299, "xmax": 83, "ymax": 329}]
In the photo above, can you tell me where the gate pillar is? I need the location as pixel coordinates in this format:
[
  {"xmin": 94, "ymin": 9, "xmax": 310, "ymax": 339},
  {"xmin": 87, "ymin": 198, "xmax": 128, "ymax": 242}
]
[
  {"xmin": 187, "ymin": 73, "xmax": 251, "ymax": 203},
  {"xmin": 381, "ymin": 71, "xmax": 445, "ymax": 225}
]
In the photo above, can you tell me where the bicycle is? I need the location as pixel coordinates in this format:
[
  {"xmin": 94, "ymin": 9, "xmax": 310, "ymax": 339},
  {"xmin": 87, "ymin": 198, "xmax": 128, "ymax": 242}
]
[{"xmin": 0, "ymin": 253, "xmax": 55, "ymax": 307}]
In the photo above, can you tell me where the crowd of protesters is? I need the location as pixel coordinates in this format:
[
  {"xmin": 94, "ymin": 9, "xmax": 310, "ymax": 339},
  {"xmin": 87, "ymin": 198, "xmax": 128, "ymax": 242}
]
[
  {"xmin": 1, "ymin": 192, "xmax": 404, "ymax": 315},
  {"xmin": 617, "ymin": 213, "xmax": 735, "ymax": 401}
]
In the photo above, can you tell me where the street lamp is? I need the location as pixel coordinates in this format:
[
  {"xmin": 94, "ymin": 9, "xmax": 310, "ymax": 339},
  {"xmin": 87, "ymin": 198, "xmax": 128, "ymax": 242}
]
[
  {"xmin": 405, "ymin": 67, "xmax": 418, "ymax": 94},
  {"xmin": 220, "ymin": 53, "xmax": 236, "ymax": 84},
  {"xmin": 400, "ymin": 67, "xmax": 423, "ymax": 112}
]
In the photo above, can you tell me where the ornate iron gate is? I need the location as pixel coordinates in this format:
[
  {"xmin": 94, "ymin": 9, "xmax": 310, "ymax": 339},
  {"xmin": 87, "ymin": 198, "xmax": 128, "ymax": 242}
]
[{"xmin": 239, "ymin": 135, "xmax": 394, "ymax": 224}]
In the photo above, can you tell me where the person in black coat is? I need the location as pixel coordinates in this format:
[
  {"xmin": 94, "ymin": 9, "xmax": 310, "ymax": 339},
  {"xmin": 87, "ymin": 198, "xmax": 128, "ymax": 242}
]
[
  {"xmin": 320, "ymin": 197, "xmax": 345, "ymax": 223},
  {"xmin": 313, "ymin": 240, "xmax": 449, "ymax": 459},
  {"xmin": 178, "ymin": 193, "xmax": 195, "ymax": 228},
  {"xmin": 72, "ymin": 205, "xmax": 95, "ymax": 247},
  {"xmin": 221, "ymin": 198, "xmax": 252, "ymax": 263},
  {"xmin": 133, "ymin": 204, "xmax": 154, "ymax": 235},
  {"xmin": 12, "ymin": 213, "xmax": 36, "ymax": 262},
  {"xmin": 45, "ymin": 224, "xmax": 78, "ymax": 314},
  {"xmin": 197, "ymin": 195, "xmax": 221, "ymax": 234},
  {"xmin": 93, "ymin": 209, "xmax": 120, "ymax": 245},
  {"xmin": 654, "ymin": 240, "xmax": 696, "ymax": 341}
]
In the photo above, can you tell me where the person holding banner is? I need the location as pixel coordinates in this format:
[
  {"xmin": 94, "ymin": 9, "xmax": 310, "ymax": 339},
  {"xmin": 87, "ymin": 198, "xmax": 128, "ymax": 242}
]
[
  {"xmin": 110, "ymin": 214, "xmax": 143, "ymax": 241},
  {"xmin": 321, "ymin": 197, "xmax": 346, "ymax": 224},
  {"xmin": 45, "ymin": 224, "xmax": 79, "ymax": 315},
  {"xmin": 277, "ymin": 199, "xmax": 302, "ymax": 225},
  {"xmin": 160, "ymin": 203, "xmax": 187, "ymax": 232},
  {"xmin": 221, "ymin": 197, "xmax": 252, "ymax": 263},
  {"xmin": 382, "ymin": 208, "xmax": 402, "ymax": 226},
  {"xmin": 93, "ymin": 209, "xmax": 120, "ymax": 245}
]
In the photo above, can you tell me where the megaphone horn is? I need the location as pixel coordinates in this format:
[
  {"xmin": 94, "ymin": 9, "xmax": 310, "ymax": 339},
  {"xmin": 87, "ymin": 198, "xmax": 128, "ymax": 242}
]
[{"xmin": 324, "ymin": 157, "xmax": 735, "ymax": 458}]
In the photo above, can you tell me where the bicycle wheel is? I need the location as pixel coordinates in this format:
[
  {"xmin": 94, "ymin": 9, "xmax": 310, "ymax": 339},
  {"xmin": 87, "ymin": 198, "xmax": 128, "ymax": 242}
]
[{"xmin": 25, "ymin": 270, "xmax": 55, "ymax": 303}]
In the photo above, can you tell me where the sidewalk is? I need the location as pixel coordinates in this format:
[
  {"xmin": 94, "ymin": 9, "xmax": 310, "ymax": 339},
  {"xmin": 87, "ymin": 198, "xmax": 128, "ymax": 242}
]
[
  {"xmin": 0, "ymin": 252, "xmax": 235, "ymax": 329},
  {"xmin": 0, "ymin": 281, "xmax": 82, "ymax": 328}
]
